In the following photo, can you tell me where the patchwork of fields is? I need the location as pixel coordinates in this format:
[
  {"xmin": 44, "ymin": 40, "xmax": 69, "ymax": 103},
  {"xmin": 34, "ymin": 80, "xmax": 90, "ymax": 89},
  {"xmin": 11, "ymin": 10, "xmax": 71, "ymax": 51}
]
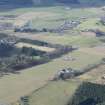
[{"xmin": 0, "ymin": 4, "xmax": 105, "ymax": 105}]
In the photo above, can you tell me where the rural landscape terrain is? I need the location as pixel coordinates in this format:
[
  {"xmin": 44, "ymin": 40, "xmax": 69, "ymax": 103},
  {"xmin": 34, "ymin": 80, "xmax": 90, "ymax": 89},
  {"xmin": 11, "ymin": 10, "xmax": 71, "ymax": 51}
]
[{"xmin": 1, "ymin": 0, "xmax": 105, "ymax": 105}]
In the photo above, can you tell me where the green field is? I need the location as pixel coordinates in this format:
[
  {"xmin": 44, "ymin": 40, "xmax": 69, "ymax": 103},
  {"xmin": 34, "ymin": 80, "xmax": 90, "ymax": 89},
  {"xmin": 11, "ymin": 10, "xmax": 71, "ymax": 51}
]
[
  {"xmin": 28, "ymin": 81, "xmax": 80, "ymax": 105},
  {"xmin": 0, "ymin": 49, "xmax": 103, "ymax": 104},
  {"xmin": 77, "ymin": 18, "xmax": 105, "ymax": 31},
  {"xmin": 16, "ymin": 33, "xmax": 102, "ymax": 47},
  {"xmin": 15, "ymin": 42, "xmax": 55, "ymax": 52}
]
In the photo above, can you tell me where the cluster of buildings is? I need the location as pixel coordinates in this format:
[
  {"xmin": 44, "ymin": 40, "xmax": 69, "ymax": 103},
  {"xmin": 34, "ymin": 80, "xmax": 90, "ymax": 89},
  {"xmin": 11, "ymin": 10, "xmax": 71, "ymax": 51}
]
[{"xmin": 14, "ymin": 20, "xmax": 80, "ymax": 34}]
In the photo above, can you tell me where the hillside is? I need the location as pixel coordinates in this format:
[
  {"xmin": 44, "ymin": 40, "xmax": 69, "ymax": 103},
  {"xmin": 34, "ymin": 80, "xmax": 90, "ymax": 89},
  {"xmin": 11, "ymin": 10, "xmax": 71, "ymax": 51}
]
[
  {"xmin": 0, "ymin": 0, "xmax": 105, "ymax": 10},
  {"xmin": 0, "ymin": 0, "xmax": 79, "ymax": 8},
  {"xmin": 1, "ymin": 0, "xmax": 104, "ymax": 7},
  {"xmin": 1, "ymin": 0, "xmax": 105, "ymax": 105}
]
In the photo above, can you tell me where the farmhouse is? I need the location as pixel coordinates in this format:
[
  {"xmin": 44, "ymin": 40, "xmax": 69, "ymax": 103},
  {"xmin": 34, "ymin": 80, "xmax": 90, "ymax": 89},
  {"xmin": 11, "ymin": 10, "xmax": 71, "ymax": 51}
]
[{"xmin": 53, "ymin": 68, "xmax": 77, "ymax": 80}]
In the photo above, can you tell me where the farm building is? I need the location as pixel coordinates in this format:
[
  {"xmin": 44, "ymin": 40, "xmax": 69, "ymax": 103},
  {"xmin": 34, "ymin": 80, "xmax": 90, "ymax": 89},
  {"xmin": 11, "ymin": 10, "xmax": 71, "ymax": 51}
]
[{"xmin": 54, "ymin": 68, "xmax": 80, "ymax": 80}]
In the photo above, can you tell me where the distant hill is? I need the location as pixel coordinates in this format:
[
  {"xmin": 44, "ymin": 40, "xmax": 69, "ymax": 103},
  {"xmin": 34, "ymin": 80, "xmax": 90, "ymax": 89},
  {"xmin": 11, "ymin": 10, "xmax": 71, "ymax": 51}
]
[
  {"xmin": 0, "ymin": 0, "xmax": 105, "ymax": 9},
  {"xmin": 2, "ymin": 0, "xmax": 105, "ymax": 5},
  {"xmin": 0, "ymin": 0, "xmax": 79, "ymax": 6},
  {"xmin": 0, "ymin": 0, "xmax": 33, "ymax": 6}
]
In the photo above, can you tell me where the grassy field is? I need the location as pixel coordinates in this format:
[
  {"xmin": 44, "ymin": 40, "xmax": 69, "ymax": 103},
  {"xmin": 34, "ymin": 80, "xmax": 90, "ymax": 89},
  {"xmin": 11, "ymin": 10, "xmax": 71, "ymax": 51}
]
[
  {"xmin": 15, "ymin": 42, "xmax": 55, "ymax": 52},
  {"xmin": 0, "ymin": 6, "xmax": 101, "ymax": 15},
  {"xmin": 0, "ymin": 49, "xmax": 104, "ymax": 104},
  {"xmin": 16, "ymin": 47, "xmax": 105, "ymax": 105},
  {"xmin": 77, "ymin": 18, "xmax": 105, "ymax": 31},
  {"xmin": 28, "ymin": 81, "xmax": 80, "ymax": 105},
  {"xmin": 78, "ymin": 64, "xmax": 105, "ymax": 82},
  {"xmin": 30, "ymin": 7, "xmax": 101, "ymax": 29},
  {"xmin": 14, "ymin": 33, "xmax": 102, "ymax": 47},
  {"xmin": 0, "ymin": 5, "xmax": 103, "ymax": 28}
]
